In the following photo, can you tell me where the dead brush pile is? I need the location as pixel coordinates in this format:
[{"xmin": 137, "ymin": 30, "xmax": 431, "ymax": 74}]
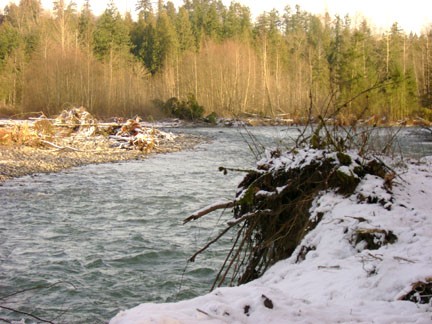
[
  {"xmin": 0, "ymin": 122, "xmax": 42, "ymax": 147},
  {"xmin": 109, "ymin": 118, "xmax": 177, "ymax": 152},
  {"xmin": 0, "ymin": 107, "xmax": 104, "ymax": 149},
  {"xmin": 0, "ymin": 107, "xmax": 182, "ymax": 181},
  {"xmin": 0, "ymin": 107, "xmax": 176, "ymax": 152},
  {"xmin": 185, "ymin": 127, "xmax": 396, "ymax": 288}
]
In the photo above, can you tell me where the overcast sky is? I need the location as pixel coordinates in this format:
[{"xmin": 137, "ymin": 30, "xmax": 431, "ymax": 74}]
[{"xmin": 1, "ymin": 0, "xmax": 431, "ymax": 34}]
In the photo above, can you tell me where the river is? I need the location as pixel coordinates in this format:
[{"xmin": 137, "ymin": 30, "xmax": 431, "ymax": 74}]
[{"xmin": 0, "ymin": 126, "xmax": 431, "ymax": 323}]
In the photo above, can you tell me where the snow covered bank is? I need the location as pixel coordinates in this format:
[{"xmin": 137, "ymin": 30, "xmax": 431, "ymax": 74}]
[{"xmin": 110, "ymin": 155, "xmax": 432, "ymax": 324}]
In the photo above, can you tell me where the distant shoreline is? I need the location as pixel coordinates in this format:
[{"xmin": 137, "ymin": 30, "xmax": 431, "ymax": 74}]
[{"xmin": 1, "ymin": 114, "xmax": 431, "ymax": 183}]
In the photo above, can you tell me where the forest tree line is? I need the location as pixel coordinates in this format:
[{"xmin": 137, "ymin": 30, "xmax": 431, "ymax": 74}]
[{"xmin": 1, "ymin": 0, "xmax": 432, "ymax": 122}]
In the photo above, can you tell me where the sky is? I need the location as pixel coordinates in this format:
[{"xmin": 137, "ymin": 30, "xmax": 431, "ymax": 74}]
[{"xmin": 1, "ymin": 0, "xmax": 431, "ymax": 34}]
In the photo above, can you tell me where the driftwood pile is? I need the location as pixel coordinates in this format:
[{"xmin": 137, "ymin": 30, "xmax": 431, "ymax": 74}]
[
  {"xmin": 0, "ymin": 107, "xmax": 176, "ymax": 153},
  {"xmin": 108, "ymin": 118, "xmax": 176, "ymax": 152},
  {"xmin": 185, "ymin": 146, "xmax": 396, "ymax": 288},
  {"xmin": 54, "ymin": 106, "xmax": 99, "ymax": 137},
  {"xmin": 54, "ymin": 107, "xmax": 177, "ymax": 152}
]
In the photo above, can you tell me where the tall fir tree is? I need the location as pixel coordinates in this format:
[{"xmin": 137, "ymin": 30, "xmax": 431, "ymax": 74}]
[
  {"xmin": 93, "ymin": 1, "xmax": 130, "ymax": 61},
  {"xmin": 131, "ymin": 1, "xmax": 158, "ymax": 74},
  {"xmin": 176, "ymin": 7, "xmax": 195, "ymax": 52}
]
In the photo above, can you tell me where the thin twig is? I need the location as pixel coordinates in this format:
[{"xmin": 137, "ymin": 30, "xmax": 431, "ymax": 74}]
[
  {"xmin": 219, "ymin": 166, "xmax": 259, "ymax": 174},
  {"xmin": 196, "ymin": 308, "xmax": 210, "ymax": 316},
  {"xmin": 237, "ymin": 123, "xmax": 266, "ymax": 160},
  {"xmin": 372, "ymin": 155, "xmax": 407, "ymax": 183},
  {"xmin": 367, "ymin": 252, "xmax": 384, "ymax": 261},
  {"xmin": 211, "ymin": 222, "xmax": 246, "ymax": 290},
  {"xmin": 188, "ymin": 225, "xmax": 235, "ymax": 262},
  {"xmin": 329, "ymin": 80, "xmax": 394, "ymax": 119},
  {"xmin": 0, "ymin": 281, "xmax": 76, "ymax": 300},
  {"xmin": 393, "ymin": 256, "xmax": 416, "ymax": 263},
  {"xmin": 317, "ymin": 265, "xmax": 341, "ymax": 269},
  {"xmin": 226, "ymin": 209, "xmax": 274, "ymax": 226},
  {"xmin": 225, "ymin": 218, "xmax": 259, "ymax": 287},
  {"xmin": 0, "ymin": 281, "xmax": 77, "ymax": 324}
]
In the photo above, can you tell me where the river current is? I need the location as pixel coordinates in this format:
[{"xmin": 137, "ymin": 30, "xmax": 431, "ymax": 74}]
[{"xmin": 0, "ymin": 126, "xmax": 431, "ymax": 323}]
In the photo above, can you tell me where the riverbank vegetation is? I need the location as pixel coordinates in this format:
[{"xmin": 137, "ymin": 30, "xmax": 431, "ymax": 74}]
[{"xmin": 1, "ymin": 0, "xmax": 432, "ymax": 124}]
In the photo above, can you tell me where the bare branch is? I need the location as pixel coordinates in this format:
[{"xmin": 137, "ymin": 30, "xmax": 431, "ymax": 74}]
[
  {"xmin": 0, "ymin": 281, "xmax": 76, "ymax": 301},
  {"xmin": 393, "ymin": 256, "xmax": 416, "ymax": 263},
  {"xmin": 183, "ymin": 201, "xmax": 235, "ymax": 224},
  {"xmin": 189, "ymin": 225, "xmax": 234, "ymax": 262},
  {"xmin": 211, "ymin": 223, "xmax": 246, "ymax": 290},
  {"xmin": 218, "ymin": 166, "xmax": 258, "ymax": 175},
  {"xmin": 189, "ymin": 209, "xmax": 273, "ymax": 263},
  {"xmin": 227, "ymin": 209, "xmax": 274, "ymax": 226},
  {"xmin": 0, "ymin": 281, "xmax": 77, "ymax": 324}
]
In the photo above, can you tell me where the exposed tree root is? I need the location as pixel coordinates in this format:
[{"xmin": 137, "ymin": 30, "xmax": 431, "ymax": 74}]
[{"xmin": 185, "ymin": 147, "xmax": 395, "ymax": 288}]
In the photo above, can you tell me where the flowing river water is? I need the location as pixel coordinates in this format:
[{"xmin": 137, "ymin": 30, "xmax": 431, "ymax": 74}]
[{"xmin": 0, "ymin": 126, "xmax": 431, "ymax": 323}]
